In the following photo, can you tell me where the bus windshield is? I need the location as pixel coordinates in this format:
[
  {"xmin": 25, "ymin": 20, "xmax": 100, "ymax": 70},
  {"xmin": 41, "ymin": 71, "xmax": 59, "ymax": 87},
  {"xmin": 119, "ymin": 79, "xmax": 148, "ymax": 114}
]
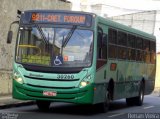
[{"xmin": 16, "ymin": 26, "xmax": 93, "ymax": 67}]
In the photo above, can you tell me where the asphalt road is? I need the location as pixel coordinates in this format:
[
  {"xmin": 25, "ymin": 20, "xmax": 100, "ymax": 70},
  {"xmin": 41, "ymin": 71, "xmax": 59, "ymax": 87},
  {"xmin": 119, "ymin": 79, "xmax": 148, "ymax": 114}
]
[{"xmin": 0, "ymin": 95, "xmax": 160, "ymax": 119}]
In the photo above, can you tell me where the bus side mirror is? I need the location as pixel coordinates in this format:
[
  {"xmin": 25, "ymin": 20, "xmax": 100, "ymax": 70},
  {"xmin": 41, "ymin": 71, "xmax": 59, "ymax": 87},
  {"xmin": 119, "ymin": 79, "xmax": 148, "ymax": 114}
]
[
  {"xmin": 7, "ymin": 30, "xmax": 13, "ymax": 44},
  {"xmin": 7, "ymin": 21, "xmax": 19, "ymax": 44}
]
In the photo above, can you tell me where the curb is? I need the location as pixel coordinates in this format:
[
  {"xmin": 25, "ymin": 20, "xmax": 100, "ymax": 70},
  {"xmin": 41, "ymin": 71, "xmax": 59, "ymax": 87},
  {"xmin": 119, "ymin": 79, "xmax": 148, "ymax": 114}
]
[{"xmin": 0, "ymin": 101, "xmax": 35, "ymax": 109}]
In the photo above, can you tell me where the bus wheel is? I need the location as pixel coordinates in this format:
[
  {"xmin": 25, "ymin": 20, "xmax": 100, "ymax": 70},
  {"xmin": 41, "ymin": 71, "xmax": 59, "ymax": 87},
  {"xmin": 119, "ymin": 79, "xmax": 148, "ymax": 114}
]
[
  {"xmin": 126, "ymin": 82, "xmax": 144, "ymax": 106},
  {"xmin": 134, "ymin": 82, "xmax": 144, "ymax": 106},
  {"xmin": 36, "ymin": 100, "xmax": 51, "ymax": 111},
  {"xmin": 98, "ymin": 91, "xmax": 110, "ymax": 113}
]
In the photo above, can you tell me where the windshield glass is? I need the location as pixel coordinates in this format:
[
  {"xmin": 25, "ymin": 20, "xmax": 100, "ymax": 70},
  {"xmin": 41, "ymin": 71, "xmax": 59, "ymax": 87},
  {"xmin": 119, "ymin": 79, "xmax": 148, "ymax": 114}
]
[{"xmin": 16, "ymin": 26, "xmax": 93, "ymax": 67}]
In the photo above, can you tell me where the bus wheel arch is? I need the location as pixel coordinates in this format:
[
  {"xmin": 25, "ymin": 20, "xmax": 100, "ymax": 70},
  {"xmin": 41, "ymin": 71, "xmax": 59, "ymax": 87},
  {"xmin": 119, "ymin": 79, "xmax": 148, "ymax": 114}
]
[
  {"xmin": 142, "ymin": 78, "xmax": 145, "ymax": 91},
  {"xmin": 136, "ymin": 78, "xmax": 145, "ymax": 106}
]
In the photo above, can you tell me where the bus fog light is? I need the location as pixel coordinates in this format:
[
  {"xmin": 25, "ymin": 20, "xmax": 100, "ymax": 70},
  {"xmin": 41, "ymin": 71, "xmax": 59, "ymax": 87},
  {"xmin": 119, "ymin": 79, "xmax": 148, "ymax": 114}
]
[
  {"xmin": 16, "ymin": 77, "xmax": 23, "ymax": 83},
  {"xmin": 15, "ymin": 77, "xmax": 23, "ymax": 84}
]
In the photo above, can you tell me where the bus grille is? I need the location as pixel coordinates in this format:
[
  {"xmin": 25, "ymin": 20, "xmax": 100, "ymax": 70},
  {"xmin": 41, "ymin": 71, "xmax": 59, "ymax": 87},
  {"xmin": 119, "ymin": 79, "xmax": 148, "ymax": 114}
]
[
  {"xmin": 24, "ymin": 75, "xmax": 79, "ymax": 81},
  {"xmin": 26, "ymin": 83, "xmax": 75, "ymax": 89}
]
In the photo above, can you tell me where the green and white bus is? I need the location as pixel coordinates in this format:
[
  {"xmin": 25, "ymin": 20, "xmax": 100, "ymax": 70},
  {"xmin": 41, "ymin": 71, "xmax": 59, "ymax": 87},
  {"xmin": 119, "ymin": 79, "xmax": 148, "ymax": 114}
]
[{"xmin": 7, "ymin": 10, "xmax": 156, "ymax": 112}]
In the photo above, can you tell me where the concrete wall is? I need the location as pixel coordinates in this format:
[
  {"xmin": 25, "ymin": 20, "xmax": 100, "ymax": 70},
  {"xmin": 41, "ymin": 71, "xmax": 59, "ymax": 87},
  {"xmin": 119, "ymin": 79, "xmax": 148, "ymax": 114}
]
[{"xmin": 0, "ymin": 0, "xmax": 71, "ymax": 95}]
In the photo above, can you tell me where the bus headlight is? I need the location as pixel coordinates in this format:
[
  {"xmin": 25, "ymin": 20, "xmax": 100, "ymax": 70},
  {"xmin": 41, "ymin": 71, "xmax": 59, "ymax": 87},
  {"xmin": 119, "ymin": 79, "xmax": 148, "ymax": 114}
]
[
  {"xmin": 13, "ymin": 72, "xmax": 24, "ymax": 84},
  {"xmin": 79, "ymin": 74, "xmax": 92, "ymax": 88},
  {"xmin": 80, "ymin": 81, "xmax": 90, "ymax": 87}
]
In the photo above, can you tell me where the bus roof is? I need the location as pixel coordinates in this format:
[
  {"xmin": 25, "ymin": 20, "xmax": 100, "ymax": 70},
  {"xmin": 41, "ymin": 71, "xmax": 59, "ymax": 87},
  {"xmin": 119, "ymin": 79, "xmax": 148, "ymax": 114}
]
[
  {"xmin": 97, "ymin": 16, "xmax": 156, "ymax": 40},
  {"xmin": 21, "ymin": 10, "xmax": 156, "ymax": 40},
  {"xmin": 23, "ymin": 10, "xmax": 95, "ymax": 16}
]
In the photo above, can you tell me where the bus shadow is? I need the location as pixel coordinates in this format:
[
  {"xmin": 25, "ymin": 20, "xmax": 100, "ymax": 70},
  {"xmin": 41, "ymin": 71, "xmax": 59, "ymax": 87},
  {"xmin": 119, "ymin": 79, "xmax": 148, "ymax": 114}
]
[
  {"xmin": 41, "ymin": 99, "xmax": 142, "ymax": 116},
  {"xmin": 109, "ymin": 99, "xmax": 128, "ymax": 111},
  {"xmin": 48, "ymin": 103, "xmax": 100, "ymax": 116}
]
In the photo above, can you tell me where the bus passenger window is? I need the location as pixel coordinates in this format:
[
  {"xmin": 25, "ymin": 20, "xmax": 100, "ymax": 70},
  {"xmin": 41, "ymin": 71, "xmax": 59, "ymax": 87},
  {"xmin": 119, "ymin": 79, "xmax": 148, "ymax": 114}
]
[
  {"xmin": 143, "ymin": 39, "xmax": 150, "ymax": 50},
  {"xmin": 117, "ymin": 31, "xmax": 127, "ymax": 46},
  {"xmin": 136, "ymin": 50, "xmax": 144, "ymax": 61},
  {"xmin": 128, "ymin": 34, "xmax": 135, "ymax": 48},
  {"xmin": 136, "ymin": 37, "xmax": 143, "ymax": 50},
  {"xmin": 101, "ymin": 34, "xmax": 107, "ymax": 59},
  {"xmin": 144, "ymin": 47, "xmax": 150, "ymax": 63},
  {"xmin": 109, "ymin": 28, "xmax": 117, "ymax": 44},
  {"xmin": 150, "ymin": 41, "xmax": 156, "ymax": 52},
  {"xmin": 108, "ymin": 28, "xmax": 117, "ymax": 59},
  {"xmin": 151, "ymin": 50, "xmax": 156, "ymax": 64},
  {"xmin": 128, "ymin": 49, "xmax": 135, "ymax": 60},
  {"xmin": 96, "ymin": 28, "xmax": 107, "ymax": 69},
  {"xmin": 118, "ymin": 46, "xmax": 127, "ymax": 59},
  {"xmin": 150, "ymin": 41, "xmax": 156, "ymax": 64},
  {"xmin": 109, "ymin": 45, "xmax": 117, "ymax": 58},
  {"xmin": 97, "ymin": 31, "xmax": 103, "ymax": 59},
  {"xmin": 97, "ymin": 28, "xmax": 107, "ymax": 60}
]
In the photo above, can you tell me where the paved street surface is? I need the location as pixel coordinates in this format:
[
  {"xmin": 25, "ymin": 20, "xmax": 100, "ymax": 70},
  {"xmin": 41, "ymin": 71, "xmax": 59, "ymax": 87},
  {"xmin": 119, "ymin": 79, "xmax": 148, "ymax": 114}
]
[
  {"xmin": 0, "ymin": 96, "xmax": 34, "ymax": 109},
  {"xmin": 0, "ymin": 95, "xmax": 160, "ymax": 119}
]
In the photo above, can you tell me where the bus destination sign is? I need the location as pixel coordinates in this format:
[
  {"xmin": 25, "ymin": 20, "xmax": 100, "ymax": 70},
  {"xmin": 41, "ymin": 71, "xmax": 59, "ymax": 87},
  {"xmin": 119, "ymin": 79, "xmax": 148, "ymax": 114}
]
[{"xmin": 29, "ymin": 12, "xmax": 92, "ymax": 26}]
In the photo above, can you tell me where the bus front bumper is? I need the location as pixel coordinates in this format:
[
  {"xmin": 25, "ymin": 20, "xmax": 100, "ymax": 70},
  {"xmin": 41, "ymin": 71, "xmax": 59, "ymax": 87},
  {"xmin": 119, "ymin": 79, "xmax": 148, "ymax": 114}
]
[{"xmin": 12, "ymin": 80, "xmax": 94, "ymax": 104}]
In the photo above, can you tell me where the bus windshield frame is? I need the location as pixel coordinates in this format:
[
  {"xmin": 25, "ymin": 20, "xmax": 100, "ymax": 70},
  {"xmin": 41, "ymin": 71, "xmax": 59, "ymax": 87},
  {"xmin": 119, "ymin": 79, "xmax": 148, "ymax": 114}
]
[{"xmin": 15, "ymin": 24, "xmax": 94, "ymax": 68}]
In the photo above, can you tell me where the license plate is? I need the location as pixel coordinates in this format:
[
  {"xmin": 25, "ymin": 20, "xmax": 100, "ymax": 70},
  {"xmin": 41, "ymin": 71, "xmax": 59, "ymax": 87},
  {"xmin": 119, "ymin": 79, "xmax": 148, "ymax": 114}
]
[{"xmin": 43, "ymin": 91, "xmax": 57, "ymax": 96}]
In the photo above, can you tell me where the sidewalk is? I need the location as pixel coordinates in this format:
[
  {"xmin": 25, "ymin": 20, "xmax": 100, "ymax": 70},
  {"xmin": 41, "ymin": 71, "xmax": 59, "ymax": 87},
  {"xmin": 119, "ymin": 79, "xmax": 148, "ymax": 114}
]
[
  {"xmin": 0, "ymin": 95, "xmax": 35, "ymax": 109},
  {"xmin": 152, "ymin": 91, "xmax": 160, "ymax": 97}
]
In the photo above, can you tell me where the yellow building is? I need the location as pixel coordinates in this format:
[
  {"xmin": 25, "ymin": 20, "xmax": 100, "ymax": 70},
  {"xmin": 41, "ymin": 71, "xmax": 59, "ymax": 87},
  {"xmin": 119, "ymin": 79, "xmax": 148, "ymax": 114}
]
[{"xmin": 155, "ymin": 53, "xmax": 160, "ymax": 94}]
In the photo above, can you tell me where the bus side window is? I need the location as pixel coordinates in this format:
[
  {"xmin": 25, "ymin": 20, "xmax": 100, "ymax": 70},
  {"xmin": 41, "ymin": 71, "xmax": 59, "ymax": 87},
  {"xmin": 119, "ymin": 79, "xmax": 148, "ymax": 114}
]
[
  {"xmin": 128, "ymin": 34, "xmax": 136, "ymax": 60},
  {"xmin": 118, "ymin": 47, "xmax": 127, "ymax": 59},
  {"xmin": 109, "ymin": 28, "xmax": 117, "ymax": 44},
  {"xmin": 117, "ymin": 31, "xmax": 127, "ymax": 46},
  {"xmin": 150, "ymin": 41, "xmax": 156, "ymax": 64},
  {"xmin": 97, "ymin": 32, "xmax": 107, "ymax": 59},
  {"xmin": 109, "ymin": 45, "xmax": 117, "ymax": 58},
  {"xmin": 97, "ymin": 31, "xmax": 103, "ymax": 59},
  {"xmin": 136, "ymin": 37, "xmax": 143, "ymax": 50},
  {"xmin": 128, "ymin": 49, "xmax": 136, "ymax": 60},
  {"xmin": 108, "ymin": 28, "xmax": 117, "ymax": 58},
  {"xmin": 144, "ymin": 39, "xmax": 150, "ymax": 63},
  {"xmin": 136, "ymin": 37, "xmax": 143, "ymax": 61},
  {"xmin": 102, "ymin": 34, "xmax": 107, "ymax": 59},
  {"xmin": 136, "ymin": 50, "xmax": 144, "ymax": 61},
  {"xmin": 117, "ymin": 31, "xmax": 127, "ymax": 60},
  {"xmin": 151, "ymin": 50, "xmax": 156, "ymax": 64},
  {"xmin": 96, "ymin": 27, "xmax": 107, "ymax": 69}
]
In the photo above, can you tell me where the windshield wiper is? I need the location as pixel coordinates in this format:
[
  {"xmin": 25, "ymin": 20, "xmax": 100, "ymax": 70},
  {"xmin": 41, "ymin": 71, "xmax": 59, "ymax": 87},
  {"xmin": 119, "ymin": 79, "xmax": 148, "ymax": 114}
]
[
  {"xmin": 62, "ymin": 25, "xmax": 77, "ymax": 48},
  {"xmin": 35, "ymin": 24, "xmax": 48, "ymax": 45}
]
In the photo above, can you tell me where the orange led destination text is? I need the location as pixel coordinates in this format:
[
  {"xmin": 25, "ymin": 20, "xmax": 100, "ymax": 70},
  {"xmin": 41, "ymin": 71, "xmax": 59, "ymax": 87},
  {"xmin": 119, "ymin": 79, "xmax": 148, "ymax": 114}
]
[
  {"xmin": 32, "ymin": 13, "xmax": 86, "ymax": 24},
  {"xmin": 32, "ymin": 13, "xmax": 61, "ymax": 22},
  {"xmin": 64, "ymin": 15, "xmax": 86, "ymax": 23}
]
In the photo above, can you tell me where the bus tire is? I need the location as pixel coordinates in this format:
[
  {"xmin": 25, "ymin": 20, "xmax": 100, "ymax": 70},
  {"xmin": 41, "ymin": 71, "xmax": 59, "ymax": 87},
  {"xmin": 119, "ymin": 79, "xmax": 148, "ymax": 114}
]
[
  {"xmin": 98, "ymin": 91, "xmax": 110, "ymax": 113},
  {"xmin": 36, "ymin": 100, "xmax": 51, "ymax": 111},
  {"xmin": 126, "ymin": 97, "xmax": 134, "ymax": 106},
  {"xmin": 134, "ymin": 82, "xmax": 144, "ymax": 106}
]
